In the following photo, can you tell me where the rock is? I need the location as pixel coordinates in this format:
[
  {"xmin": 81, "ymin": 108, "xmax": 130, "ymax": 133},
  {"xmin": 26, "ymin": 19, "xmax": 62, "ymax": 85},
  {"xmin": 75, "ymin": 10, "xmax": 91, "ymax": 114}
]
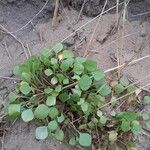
[
  {"xmin": 96, "ymin": 33, "xmax": 107, "ymax": 44},
  {"xmin": 63, "ymin": 36, "xmax": 75, "ymax": 47}
]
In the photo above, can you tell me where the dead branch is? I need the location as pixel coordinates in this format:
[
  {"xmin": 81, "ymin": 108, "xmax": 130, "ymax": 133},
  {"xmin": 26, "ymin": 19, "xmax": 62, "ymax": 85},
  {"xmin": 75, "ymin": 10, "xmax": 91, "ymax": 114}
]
[
  {"xmin": 77, "ymin": 0, "xmax": 87, "ymax": 22},
  {"xmin": 52, "ymin": 0, "xmax": 59, "ymax": 28},
  {"xmin": 104, "ymin": 55, "xmax": 150, "ymax": 73},
  {"xmin": 60, "ymin": 1, "xmax": 124, "ymax": 43},
  {"xmin": 0, "ymin": 24, "xmax": 28, "ymax": 59},
  {"xmin": 9, "ymin": 0, "xmax": 50, "ymax": 34}
]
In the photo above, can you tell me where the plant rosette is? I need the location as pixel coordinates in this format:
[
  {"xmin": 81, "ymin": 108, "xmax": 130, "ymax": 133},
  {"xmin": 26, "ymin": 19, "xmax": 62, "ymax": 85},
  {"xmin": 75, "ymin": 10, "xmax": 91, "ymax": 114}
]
[{"xmin": 3, "ymin": 43, "xmax": 150, "ymax": 149}]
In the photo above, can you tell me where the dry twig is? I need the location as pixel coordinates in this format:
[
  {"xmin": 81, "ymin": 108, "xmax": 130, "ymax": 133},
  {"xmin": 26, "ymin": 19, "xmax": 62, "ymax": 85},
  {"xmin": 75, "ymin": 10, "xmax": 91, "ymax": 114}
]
[
  {"xmin": 104, "ymin": 55, "xmax": 150, "ymax": 73},
  {"xmin": 9, "ymin": 0, "xmax": 50, "ymax": 34},
  {"xmin": 60, "ymin": 1, "xmax": 124, "ymax": 43},
  {"xmin": 52, "ymin": 0, "xmax": 59, "ymax": 28},
  {"xmin": 116, "ymin": 0, "xmax": 121, "ymax": 78},
  {"xmin": 1, "ymin": 131, "xmax": 5, "ymax": 150},
  {"xmin": 85, "ymin": 0, "xmax": 108, "ymax": 57},
  {"xmin": 26, "ymin": 44, "xmax": 32, "ymax": 57},
  {"xmin": 90, "ymin": 30, "xmax": 140, "ymax": 53},
  {"xmin": 0, "ymin": 24, "xmax": 28, "ymax": 59},
  {"xmin": 0, "ymin": 75, "xmax": 20, "ymax": 81},
  {"xmin": 77, "ymin": 0, "xmax": 87, "ymax": 22},
  {"xmin": 3, "ymin": 41, "xmax": 12, "ymax": 61}
]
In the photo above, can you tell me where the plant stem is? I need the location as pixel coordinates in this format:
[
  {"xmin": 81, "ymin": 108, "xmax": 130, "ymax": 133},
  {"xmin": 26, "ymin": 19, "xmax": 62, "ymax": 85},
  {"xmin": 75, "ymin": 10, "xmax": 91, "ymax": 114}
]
[{"xmin": 62, "ymin": 82, "xmax": 78, "ymax": 90}]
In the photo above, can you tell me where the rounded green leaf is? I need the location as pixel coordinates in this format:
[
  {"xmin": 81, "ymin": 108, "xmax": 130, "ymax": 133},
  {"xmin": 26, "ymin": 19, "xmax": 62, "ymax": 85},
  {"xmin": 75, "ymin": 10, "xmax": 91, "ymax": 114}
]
[
  {"xmin": 49, "ymin": 107, "xmax": 59, "ymax": 119},
  {"xmin": 59, "ymin": 92, "xmax": 69, "ymax": 102},
  {"xmin": 79, "ymin": 133, "xmax": 92, "ymax": 147},
  {"xmin": 30, "ymin": 95, "xmax": 39, "ymax": 104},
  {"xmin": 13, "ymin": 66, "xmax": 21, "ymax": 75},
  {"xmin": 121, "ymin": 120, "xmax": 131, "ymax": 132},
  {"xmin": 99, "ymin": 116, "xmax": 107, "ymax": 124},
  {"xmin": 60, "ymin": 60, "xmax": 70, "ymax": 71},
  {"xmin": 53, "ymin": 43, "xmax": 63, "ymax": 54},
  {"xmin": 35, "ymin": 126, "xmax": 48, "ymax": 140},
  {"xmin": 120, "ymin": 76, "xmax": 129, "ymax": 87},
  {"xmin": 110, "ymin": 97, "xmax": 117, "ymax": 106},
  {"xmin": 8, "ymin": 104, "xmax": 21, "ymax": 117},
  {"xmin": 8, "ymin": 92, "xmax": 18, "ymax": 103},
  {"xmin": 3, "ymin": 101, "xmax": 9, "ymax": 113},
  {"xmin": 57, "ymin": 74, "xmax": 66, "ymax": 83},
  {"xmin": 46, "ymin": 96, "xmax": 56, "ymax": 106},
  {"xmin": 22, "ymin": 72, "xmax": 31, "ymax": 83},
  {"xmin": 51, "ymin": 91, "xmax": 59, "ymax": 97},
  {"xmin": 143, "ymin": 96, "xmax": 150, "ymax": 104},
  {"xmin": 117, "ymin": 112, "xmax": 137, "ymax": 122},
  {"xmin": 97, "ymin": 110, "xmax": 103, "ymax": 117},
  {"xmin": 92, "ymin": 118, "xmax": 98, "ymax": 124},
  {"xmin": 41, "ymin": 48, "xmax": 51, "ymax": 58},
  {"xmin": 131, "ymin": 120, "xmax": 142, "ymax": 135},
  {"xmin": 99, "ymin": 85, "xmax": 111, "ymax": 96},
  {"xmin": 44, "ymin": 87, "xmax": 53, "ymax": 94},
  {"xmin": 77, "ymin": 98, "xmax": 85, "ymax": 105},
  {"xmin": 72, "ymin": 75, "xmax": 80, "ymax": 80},
  {"xmin": 92, "ymin": 69, "xmax": 105, "ymax": 81},
  {"xmin": 63, "ymin": 50, "xmax": 74, "ymax": 58},
  {"xmin": 127, "ymin": 85, "xmax": 136, "ymax": 93},
  {"xmin": 51, "ymin": 58, "xmax": 58, "ymax": 65},
  {"xmin": 127, "ymin": 112, "xmax": 137, "ymax": 121},
  {"xmin": 75, "ymin": 57, "xmax": 86, "ymax": 63},
  {"xmin": 79, "ymin": 75, "xmax": 92, "ymax": 91},
  {"xmin": 115, "ymin": 84, "xmax": 125, "ymax": 94},
  {"xmin": 109, "ymin": 131, "xmax": 118, "ymax": 142},
  {"xmin": 127, "ymin": 141, "xmax": 136, "ymax": 150},
  {"xmin": 34, "ymin": 104, "xmax": 50, "ymax": 119},
  {"xmin": 142, "ymin": 112, "xmax": 149, "ymax": 121},
  {"xmin": 63, "ymin": 78, "xmax": 69, "ymax": 85},
  {"xmin": 21, "ymin": 109, "xmax": 34, "ymax": 122},
  {"xmin": 55, "ymin": 85, "xmax": 62, "ymax": 93},
  {"xmin": 48, "ymin": 120, "xmax": 58, "ymax": 131},
  {"xmin": 57, "ymin": 113, "xmax": 65, "ymax": 123},
  {"xmin": 73, "ymin": 62, "xmax": 84, "ymax": 75},
  {"xmin": 83, "ymin": 59, "xmax": 97, "ymax": 72},
  {"xmin": 54, "ymin": 129, "xmax": 64, "ymax": 141},
  {"xmin": 145, "ymin": 120, "xmax": 150, "ymax": 129},
  {"xmin": 81, "ymin": 102, "xmax": 88, "ymax": 112},
  {"xmin": 69, "ymin": 137, "xmax": 76, "ymax": 146},
  {"xmin": 44, "ymin": 69, "xmax": 53, "ymax": 76},
  {"xmin": 72, "ymin": 88, "xmax": 82, "ymax": 96},
  {"xmin": 60, "ymin": 58, "xmax": 74, "ymax": 71},
  {"xmin": 51, "ymin": 77, "xmax": 58, "ymax": 85},
  {"xmin": 40, "ymin": 55, "xmax": 51, "ymax": 66},
  {"xmin": 20, "ymin": 82, "xmax": 31, "ymax": 95},
  {"xmin": 88, "ymin": 121, "xmax": 95, "ymax": 129}
]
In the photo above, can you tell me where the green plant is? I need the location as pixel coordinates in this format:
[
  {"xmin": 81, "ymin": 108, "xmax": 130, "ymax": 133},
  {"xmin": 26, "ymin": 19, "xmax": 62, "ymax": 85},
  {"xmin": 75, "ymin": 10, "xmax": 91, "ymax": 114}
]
[{"xmin": 3, "ymin": 43, "xmax": 150, "ymax": 149}]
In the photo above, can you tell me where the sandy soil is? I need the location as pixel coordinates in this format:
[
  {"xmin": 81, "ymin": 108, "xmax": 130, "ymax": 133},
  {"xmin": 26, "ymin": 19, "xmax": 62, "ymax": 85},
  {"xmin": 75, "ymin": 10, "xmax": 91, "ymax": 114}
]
[{"xmin": 0, "ymin": 0, "xmax": 150, "ymax": 150}]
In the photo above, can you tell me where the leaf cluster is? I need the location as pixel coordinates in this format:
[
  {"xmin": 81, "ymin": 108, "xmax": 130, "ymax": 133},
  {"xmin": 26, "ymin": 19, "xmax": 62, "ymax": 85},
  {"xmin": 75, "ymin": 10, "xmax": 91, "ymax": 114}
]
[{"xmin": 3, "ymin": 43, "xmax": 150, "ymax": 149}]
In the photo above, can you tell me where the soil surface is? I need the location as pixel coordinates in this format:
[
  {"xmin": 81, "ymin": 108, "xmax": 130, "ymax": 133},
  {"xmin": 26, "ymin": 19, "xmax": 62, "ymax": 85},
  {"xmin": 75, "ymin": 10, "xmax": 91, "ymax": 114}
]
[{"xmin": 0, "ymin": 0, "xmax": 150, "ymax": 150}]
